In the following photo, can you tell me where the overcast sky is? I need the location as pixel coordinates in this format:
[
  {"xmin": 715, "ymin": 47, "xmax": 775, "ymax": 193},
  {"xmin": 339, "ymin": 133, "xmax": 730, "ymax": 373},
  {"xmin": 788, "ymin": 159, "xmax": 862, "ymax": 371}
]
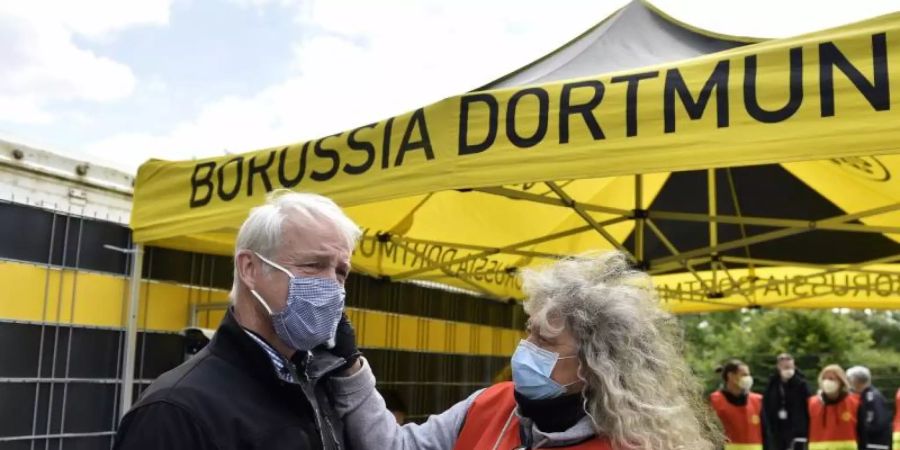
[{"xmin": 2, "ymin": 0, "xmax": 900, "ymax": 173}]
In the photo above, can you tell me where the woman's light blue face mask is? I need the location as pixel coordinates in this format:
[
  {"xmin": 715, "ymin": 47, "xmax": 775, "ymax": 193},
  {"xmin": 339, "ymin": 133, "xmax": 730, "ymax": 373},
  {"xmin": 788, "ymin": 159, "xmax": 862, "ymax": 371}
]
[{"xmin": 510, "ymin": 339, "xmax": 578, "ymax": 400}]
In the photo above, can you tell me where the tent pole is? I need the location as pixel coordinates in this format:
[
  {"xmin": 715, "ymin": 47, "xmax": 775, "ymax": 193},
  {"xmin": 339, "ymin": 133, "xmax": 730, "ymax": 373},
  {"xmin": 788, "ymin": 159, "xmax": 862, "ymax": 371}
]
[
  {"xmin": 715, "ymin": 259, "xmax": 755, "ymax": 304},
  {"xmin": 120, "ymin": 244, "xmax": 143, "ymax": 418},
  {"xmin": 635, "ymin": 175, "xmax": 645, "ymax": 265},
  {"xmin": 708, "ymin": 169, "xmax": 718, "ymax": 294},
  {"xmin": 545, "ymin": 182, "xmax": 636, "ymax": 261},
  {"xmin": 650, "ymin": 202, "xmax": 900, "ymax": 269},
  {"xmin": 645, "ymin": 219, "xmax": 712, "ymax": 293},
  {"xmin": 646, "ymin": 210, "xmax": 900, "ymax": 234},
  {"xmin": 475, "ymin": 187, "xmax": 632, "ymax": 217},
  {"xmin": 648, "ymin": 257, "xmax": 713, "ymax": 275},
  {"xmin": 725, "ymin": 168, "xmax": 754, "ymax": 277},
  {"xmin": 477, "ymin": 187, "xmax": 900, "ymax": 234},
  {"xmin": 721, "ymin": 256, "xmax": 900, "ymax": 276}
]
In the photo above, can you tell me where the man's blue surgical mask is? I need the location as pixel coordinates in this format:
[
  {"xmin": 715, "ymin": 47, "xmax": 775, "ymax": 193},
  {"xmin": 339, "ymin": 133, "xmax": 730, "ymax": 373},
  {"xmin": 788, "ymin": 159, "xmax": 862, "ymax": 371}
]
[
  {"xmin": 250, "ymin": 252, "xmax": 345, "ymax": 351},
  {"xmin": 511, "ymin": 339, "xmax": 578, "ymax": 400}
]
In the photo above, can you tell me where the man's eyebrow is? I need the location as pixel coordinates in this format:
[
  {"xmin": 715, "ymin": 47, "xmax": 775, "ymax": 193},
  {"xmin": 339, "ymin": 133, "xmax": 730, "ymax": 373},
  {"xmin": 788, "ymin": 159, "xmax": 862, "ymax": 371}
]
[{"xmin": 292, "ymin": 251, "xmax": 332, "ymax": 260}]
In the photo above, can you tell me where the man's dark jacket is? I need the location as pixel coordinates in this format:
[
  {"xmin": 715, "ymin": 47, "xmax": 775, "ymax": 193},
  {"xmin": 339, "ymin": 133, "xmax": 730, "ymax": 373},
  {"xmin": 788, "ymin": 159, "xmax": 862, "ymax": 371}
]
[
  {"xmin": 763, "ymin": 369, "xmax": 812, "ymax": 450},
  {"xmin": 856, "ymin": 385, "xmax": 893, "ymax": 450},
  {"xmin": 114, "ymin": 310, "xmax": 348, "ymax": 450}
]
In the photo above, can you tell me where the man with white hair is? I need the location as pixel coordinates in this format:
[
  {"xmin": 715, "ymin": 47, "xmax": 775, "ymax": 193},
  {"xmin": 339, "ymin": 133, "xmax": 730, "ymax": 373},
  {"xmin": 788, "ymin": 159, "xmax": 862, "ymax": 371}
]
[
  {"xmin": 115, "ymin": 191, "xmax": 363, "ymax": 450},
  {"xmin": 847, "ymin": 365, "xmax": 892, "ymax": 450}
]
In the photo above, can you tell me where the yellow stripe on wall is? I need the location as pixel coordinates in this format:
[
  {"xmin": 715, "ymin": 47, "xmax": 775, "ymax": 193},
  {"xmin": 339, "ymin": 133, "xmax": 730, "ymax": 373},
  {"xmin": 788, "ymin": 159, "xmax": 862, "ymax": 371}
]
[{"xmin": 0, "ymin": 259, "xmax": 521, "ymax": 357}]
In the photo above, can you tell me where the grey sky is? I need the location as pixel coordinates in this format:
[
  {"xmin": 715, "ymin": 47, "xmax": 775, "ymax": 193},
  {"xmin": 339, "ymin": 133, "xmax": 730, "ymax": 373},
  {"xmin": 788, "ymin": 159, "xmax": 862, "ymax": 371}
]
[{"xmin": 1, "ymin": 0, "xmax": 898, "ymax": 173}]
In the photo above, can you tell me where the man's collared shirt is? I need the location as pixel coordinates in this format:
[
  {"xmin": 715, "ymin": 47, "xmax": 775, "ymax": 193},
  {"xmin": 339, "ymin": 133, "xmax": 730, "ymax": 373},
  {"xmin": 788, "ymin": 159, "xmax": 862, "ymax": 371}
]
[{"xmin": 242, "ymin": 329, "xmax": 297, "ymax": 384}]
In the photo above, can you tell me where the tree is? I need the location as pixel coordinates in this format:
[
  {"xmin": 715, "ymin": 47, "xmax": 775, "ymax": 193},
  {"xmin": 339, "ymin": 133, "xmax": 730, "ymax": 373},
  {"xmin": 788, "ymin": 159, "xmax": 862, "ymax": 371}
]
[
  {"xmin": 681, "ymin": 309, "xmax": 877, "ymax": 393},
  {"xmin": 849, "ymin": 311, "xmax": 900, "ymax": 353}
]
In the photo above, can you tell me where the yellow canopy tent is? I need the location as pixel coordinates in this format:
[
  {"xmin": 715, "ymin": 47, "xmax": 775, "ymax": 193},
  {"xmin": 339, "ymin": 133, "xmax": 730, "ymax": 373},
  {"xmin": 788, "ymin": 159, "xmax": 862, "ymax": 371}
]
[{"xmin": 131, "ymin": 3, "xmax": 900, "ymax": 313}]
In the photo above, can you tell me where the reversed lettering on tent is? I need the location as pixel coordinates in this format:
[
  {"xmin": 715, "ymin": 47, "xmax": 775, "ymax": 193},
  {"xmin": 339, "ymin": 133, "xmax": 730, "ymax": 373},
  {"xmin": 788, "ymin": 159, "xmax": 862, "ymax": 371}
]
[
  {"xmin": 132, "ymin": 15, "xmax": 900, "ymax": 254},
  {"xmin": 355, "ymin": 228, "xmax": 521, "ymax": 290},
  {"xmin": 654, "ymin": 268, "xmax": 900, "ymax": 312}
]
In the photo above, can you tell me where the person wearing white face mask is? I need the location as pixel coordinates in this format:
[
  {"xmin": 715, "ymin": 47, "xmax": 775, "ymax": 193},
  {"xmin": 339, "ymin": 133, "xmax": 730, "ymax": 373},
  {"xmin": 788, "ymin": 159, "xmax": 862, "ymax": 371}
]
[
  {"xmin": 710, "ymin": 359, "xmax": 765, "ymax": 450},
  {"xmin": 763, "ymin": 353, "xmax": 812, "ymax": 450},
  {"xmin": 808, "ymin": 365, "xmax": 860, "ymax": 450},
  {"xmin": 328, "ymin": 252, "xmax": 723, "ymax": 450},
  {"xmin": 115, "ymin": 191, "xmax": 362, "ymax": 450}
]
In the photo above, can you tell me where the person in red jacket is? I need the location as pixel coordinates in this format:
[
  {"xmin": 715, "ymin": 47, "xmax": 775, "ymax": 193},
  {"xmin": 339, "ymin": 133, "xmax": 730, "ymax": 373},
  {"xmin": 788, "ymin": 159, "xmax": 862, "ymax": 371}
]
[
  {"xmin": 808, "ymin": 364, "xmax": 860, "ymax": 450},
  {"xmin": 893, "ymin": 388, "xmax": 900, "ymax": 449},
  {"xmin": 710, "ymin": 359, "xmax": 764, "ymax": 450}
]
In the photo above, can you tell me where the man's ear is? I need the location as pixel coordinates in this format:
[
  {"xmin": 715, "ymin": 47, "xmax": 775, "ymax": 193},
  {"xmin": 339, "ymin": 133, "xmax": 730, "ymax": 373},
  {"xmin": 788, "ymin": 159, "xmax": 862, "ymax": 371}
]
[{"xmin": 235, "ymin": 250, "xmax": 260, "ymax": 291}]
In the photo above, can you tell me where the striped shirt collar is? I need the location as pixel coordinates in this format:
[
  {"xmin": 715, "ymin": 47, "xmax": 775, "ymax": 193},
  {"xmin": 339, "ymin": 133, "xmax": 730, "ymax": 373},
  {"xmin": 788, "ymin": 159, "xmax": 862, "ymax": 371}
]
[{"xmin": 242, "ymin": 329, "xmax": 298, "ymax": 384}]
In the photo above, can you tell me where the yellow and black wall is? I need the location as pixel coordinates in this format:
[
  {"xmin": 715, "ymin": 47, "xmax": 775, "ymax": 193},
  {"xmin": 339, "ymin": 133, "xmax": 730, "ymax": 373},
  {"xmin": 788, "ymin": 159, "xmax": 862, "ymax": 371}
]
[{"xmin": 0, "ymin": 200, "xmax": 524, "ymax": 449}]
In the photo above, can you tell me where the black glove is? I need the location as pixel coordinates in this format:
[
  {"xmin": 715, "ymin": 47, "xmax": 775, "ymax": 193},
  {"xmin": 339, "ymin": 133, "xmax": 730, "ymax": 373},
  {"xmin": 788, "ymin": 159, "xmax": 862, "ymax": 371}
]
[{"xmin": 328, "ymin": 313, "xmax": 361, "ymax": 372}]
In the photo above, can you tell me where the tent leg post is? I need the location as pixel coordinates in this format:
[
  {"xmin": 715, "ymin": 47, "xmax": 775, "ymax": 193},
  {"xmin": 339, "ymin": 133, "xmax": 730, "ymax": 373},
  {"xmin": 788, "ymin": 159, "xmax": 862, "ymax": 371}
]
[
  {"xmin": 635, "ymin": 174, "xmax": 644, "ymax": 265},
  {"xmin": 189, "ymin": 302, "xmax": 198, "ymax": 328},
  {"xmin": 708, "ymin": 169, "xmax": 718, "ymax": 293},
  {"xmin": 120, "ymin": 244, "xmax": 143, "ymax": 419}
]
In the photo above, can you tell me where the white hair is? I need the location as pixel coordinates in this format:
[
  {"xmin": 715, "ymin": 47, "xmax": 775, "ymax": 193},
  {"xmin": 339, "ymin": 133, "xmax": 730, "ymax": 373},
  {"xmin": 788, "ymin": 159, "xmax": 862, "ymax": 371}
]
[
  {"xmin": 231, "ymin": 190, "xmax": 361, "ymax": 293},
  {"xmin": 521, "ymin": 251, "xmax": 722, "ymax": 450},
  {"xmin": 847, "ymin": 366, "xmax": 872, "ymax": 385}
]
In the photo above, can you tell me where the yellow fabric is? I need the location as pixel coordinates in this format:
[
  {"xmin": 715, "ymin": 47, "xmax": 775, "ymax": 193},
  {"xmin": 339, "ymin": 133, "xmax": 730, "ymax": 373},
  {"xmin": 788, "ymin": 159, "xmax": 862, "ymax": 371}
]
[
  {"xmin": 348, "ymin": 176, "xmax": 668, "ymax": 298},
  {"xmin": 654, "ymin": 265, "xmax": 900, "ymax": 313},
  {"xmin": 808, "ymin": 441, "xmax": 858, "ymax": 450},
  {"xmin": 724, "ymin": 444, "xmax": 763, "ymax": 450},
  {"xmin": 783, "ymin": 155, "xmax": 900, "ymax": 243},
  {"xmin": 0, "ymin": 259, "xmax": 520, "ymax": 356},
  {"xmin": 893, "ymin": 431, "xmax": 900, "ymax": 448},
  {"xmin": 130, "ymin": 12, "xmax": 900, "ymax": 307},
  {"xmin": 0, "ymin": 259, "xmax": 227, "ymax": 331}
]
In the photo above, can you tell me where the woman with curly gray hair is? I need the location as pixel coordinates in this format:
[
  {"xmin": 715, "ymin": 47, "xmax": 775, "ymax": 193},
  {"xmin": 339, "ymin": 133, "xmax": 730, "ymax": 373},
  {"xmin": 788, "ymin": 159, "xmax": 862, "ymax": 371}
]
[{"xmin": 329, "ymin": 251, "xmax": 722, "ymax": 450}]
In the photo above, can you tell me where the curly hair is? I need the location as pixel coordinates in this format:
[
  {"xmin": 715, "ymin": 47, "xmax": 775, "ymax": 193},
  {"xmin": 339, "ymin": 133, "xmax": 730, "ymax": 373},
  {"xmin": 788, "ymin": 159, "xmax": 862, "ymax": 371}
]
[{"xmin": 521, "ymin": 251, "xmax": 723, "ymax": 450}]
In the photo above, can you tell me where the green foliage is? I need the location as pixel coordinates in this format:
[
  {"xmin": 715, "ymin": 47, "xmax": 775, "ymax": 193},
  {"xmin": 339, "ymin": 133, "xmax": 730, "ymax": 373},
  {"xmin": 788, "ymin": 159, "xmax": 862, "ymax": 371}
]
[
  {"xmin": 853, "ymin": 348, "xmax": 900, "ymax": 373},
  {"xmin": 849, "ymin": 311, "xmax": 900, "ymax": 353},
  {"xmin": 679, "ymin": 309, "xmax": 896, "ymax": 394}
]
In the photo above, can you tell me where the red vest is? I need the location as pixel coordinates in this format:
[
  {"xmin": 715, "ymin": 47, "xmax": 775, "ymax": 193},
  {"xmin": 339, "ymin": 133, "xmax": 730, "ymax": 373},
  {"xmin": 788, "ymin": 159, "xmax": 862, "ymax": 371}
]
[
  {"xmin": 454, "ymin": 382, "xmax": 611, "ymax": 450},
  {"xmin": 808, "ymin": 393, "xmax": 859, "ymax": 450},
  {"xmin": 893, "ymin": 389, "xmax": 900, "ymax": 448},
  {"xmin": 709, "ymin": 391, "xmax": 764, "ymax": 450}
]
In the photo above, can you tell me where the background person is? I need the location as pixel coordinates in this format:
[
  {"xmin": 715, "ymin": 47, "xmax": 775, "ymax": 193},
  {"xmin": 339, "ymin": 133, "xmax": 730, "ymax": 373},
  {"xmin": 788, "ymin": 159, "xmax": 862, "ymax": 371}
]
[
  {"xmin": 847, "ymin": 366, "xmax": 892, "ymax": 450},
  {"xmin": 711, "ymin": 359, "xmax": 765, "ymax": 450},
  {"xmin": 763, "ymin": 353, "xmax": 811, "ymax": 450},
  {"xmin": 808, "ymin": 365, "xmax": 860, "ymax": 450},
  {"xmin": 893, "ymin": 388, "xmax": 900, "ymax": 449}
]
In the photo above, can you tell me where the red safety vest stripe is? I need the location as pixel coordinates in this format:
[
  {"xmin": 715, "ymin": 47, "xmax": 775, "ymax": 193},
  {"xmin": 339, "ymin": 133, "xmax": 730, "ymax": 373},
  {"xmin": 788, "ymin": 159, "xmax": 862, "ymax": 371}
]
[
  {"xmin": 808, "ymin": 394, "xmax": 859, "ymax": 444},
  {"xmin": 709, "ymin": 391, "xmax": 764, "ymax": 447},
  {"xmin": 894, "ymin": 389, "xmax": 900, "ymax": 432},
  {"xmin": 453, "ymin": 382, "xmax": 611, "ymax": 450}
]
